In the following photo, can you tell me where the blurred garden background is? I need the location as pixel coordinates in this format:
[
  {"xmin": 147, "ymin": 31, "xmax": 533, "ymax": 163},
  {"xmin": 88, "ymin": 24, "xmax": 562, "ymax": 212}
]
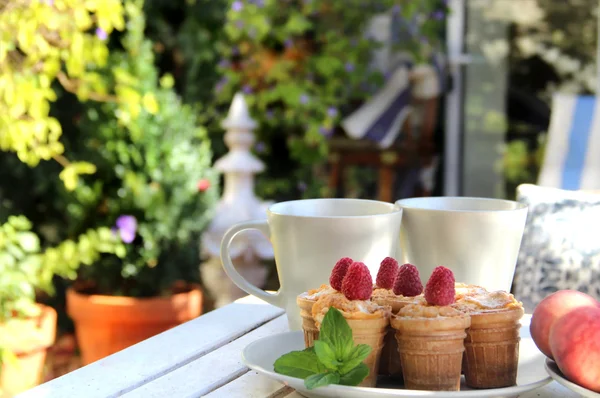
[{"xmin": 0, "ymin": 0, "xmax": 598, "ymax": 395}]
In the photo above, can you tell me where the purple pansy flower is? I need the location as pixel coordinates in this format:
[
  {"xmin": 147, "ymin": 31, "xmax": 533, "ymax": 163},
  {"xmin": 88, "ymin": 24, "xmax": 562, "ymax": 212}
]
[
  {"xmin": 432, "ymin": 10, "xmax": 445, "ymax": 20},
  {"xmin": 232, "ymin": 1, "xmax": 243, "ymax": 11},
  {"xmin": 254, "ymin": 141, "xmax": 266, "ymax": 153},
  {"xmin": 95, "ymin": 28, "xmax": 108, "ymax": 41},
  {"xmin": 113, "ymin": 215, "xmax": 137, "ymax": 244},
  {"xmin": 319, "ymin": 126, "xmax": 333, "ymax": 137},
  {"xmin": 242, "ymin": 84, "xmax": 253, "ymax": 94}
]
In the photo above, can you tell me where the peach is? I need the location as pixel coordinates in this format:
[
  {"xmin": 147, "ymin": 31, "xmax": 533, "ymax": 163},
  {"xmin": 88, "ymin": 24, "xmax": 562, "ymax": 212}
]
[
  {"xmin": 530, "ymin": 290, "xmax": 599, "ymax": 359},
  {"xmin": 549, "ymin": 306, "xmax": 600, "ymax": 392}
]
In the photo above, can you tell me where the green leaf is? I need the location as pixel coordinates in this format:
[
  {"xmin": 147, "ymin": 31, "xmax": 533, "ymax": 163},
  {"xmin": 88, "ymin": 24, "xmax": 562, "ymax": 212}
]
[
  {"xmin": 313, "ymin": 340, "xmax": 340, "ymax": 371},
  {"xmin": 274, "ymin": 348, "xmax": 324, "ymax": 379},
  {"xmin": 338, "ymin": 344, "xmax": 371, "ymax": 375},
  {"xmin": 339, "ymin": 362, "xmax": 369, "ymax": 386},
  {"xmin": 319, "ymin": 307, "xmax": 353, "ymax": 361},
  {"xmin": 304, "ymin": 372, "xmax": 340, "ymax": 390},
  {"xmin": 16, "ymin": 232, "xmax": 40, "ymax": 253}
]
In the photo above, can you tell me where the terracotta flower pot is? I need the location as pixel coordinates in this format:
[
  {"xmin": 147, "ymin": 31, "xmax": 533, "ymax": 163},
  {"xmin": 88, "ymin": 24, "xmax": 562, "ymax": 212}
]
[
  {"xmin": 67, "ymin": 285, "xmax": 203, "ymax": 365},
  {"xmin": 0, "ymin": 305, "xmax": 57, "ymax": 396}
]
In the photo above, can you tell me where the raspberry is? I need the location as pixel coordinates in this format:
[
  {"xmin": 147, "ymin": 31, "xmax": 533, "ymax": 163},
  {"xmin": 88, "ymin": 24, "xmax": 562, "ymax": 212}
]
[
  {"xmin": 341, "ymin": 262, "xmax": 373, "ymax": 301},
  {"xmin": 393, "ymin": 263, "xmax": 423, "ymax": 297},
  {"xmin": 424, "ymin": 266, "xmax": 456, "ymax": 306},
  {"xmin": 376, "ymin": 257, "xmax": 399, "ymax": 289},
  {"xmin": 329, "ymin": 257, "xmax": 353, "ymax": 291}
]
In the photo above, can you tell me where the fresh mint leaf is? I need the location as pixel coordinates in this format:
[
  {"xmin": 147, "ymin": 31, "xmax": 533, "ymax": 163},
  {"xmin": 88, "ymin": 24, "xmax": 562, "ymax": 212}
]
[
  {"xmin": 338, "ymin": 343, "xmax": 371, "ymax": 375},
  {"xmin": 274, "ymin": 347, "xmax": 324, "ymax": 379},
  {"xmin": 319, "ymin": 307, "xmax": 353, "ymax": 360},
  {"xmin": 305, "ymin": 372, "xmax": 340, "ymax": 390},
  {"xmin": 339, "ymin": 362, "xmax": 369, "ymax": 386},
  {"xmin": 313, "ymin": 340, "xmax": 340, "ymax": 371}
]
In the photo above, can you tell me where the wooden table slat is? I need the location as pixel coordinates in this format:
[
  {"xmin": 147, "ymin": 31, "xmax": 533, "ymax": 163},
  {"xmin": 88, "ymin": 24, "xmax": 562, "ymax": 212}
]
[
  {"xmin": 18, "ymin": 302, "xmax": 284, "ymax": 398},
  {"xmin": 201, "ymin": 371, "xmax": 292, "ymax": 398},
  {"xmin": 122, "ymin": 315, "xmax": 289, "ymax": 398}
]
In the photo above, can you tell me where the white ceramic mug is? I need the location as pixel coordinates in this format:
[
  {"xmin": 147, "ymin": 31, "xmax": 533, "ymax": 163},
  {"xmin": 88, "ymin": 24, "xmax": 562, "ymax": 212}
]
[
  {"xmin": 220, "ymin": 198, "xmax": 403, "ymax": 330},
  {"xmin": 395, "ymin": 197, "xmax": 528, "ymax": 292}
]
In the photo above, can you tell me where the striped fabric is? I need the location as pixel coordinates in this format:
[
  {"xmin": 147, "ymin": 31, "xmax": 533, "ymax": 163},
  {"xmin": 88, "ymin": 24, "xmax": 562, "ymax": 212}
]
[
  {"xmin": 341, "ymin": 65, "xmax": 412, "ymax": 149},
  {"xmin": 538, "ymin": 94, "xmax": 600, "ymax": 190}
]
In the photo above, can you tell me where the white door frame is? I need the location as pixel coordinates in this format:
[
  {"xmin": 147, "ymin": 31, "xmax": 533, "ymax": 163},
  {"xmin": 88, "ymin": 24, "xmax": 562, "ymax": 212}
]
[{"xmin": 444, "ymin": 0, "xmax": 469, "ymax": 196}]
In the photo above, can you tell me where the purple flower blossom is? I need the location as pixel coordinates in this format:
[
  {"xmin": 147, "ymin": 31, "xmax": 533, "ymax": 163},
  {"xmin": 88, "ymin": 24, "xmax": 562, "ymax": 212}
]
[
  {"xmin": 95, "ymin": 27, "xmax": 108, "ymax": 41},
  {"xmin": 284, "ymin": 38, "xmax": 294, "ymax": 49},
  {"xmin": 250, "ymin": 0, "xmax": 264, "ymax": 6},
  {"xmin": 215, "ymin": 77, "xmax": 228, "ymax": 93},
  {"xmin": 345, "ymin": 62, "xmax": 355, "ymax": 72},
  {"xmin": 319, "ymin": 126, "xmax": 333, "ymax": 137},
  {"xmin": 254, "ymin": 141, "xmax": 266, "ymax": 153},
  {"xmin": 297, "ymin": 181, "xmax": 307, "ymax": 192},
  {"xmin": 327, "ymin": 107, "xmax": 338, "ymax": 117},
  {"xmin": 113, "ymin": 215, "xmax": 137, "ymax": 244},
  {"xmin": 232, "ymin": 1, "xmax": 243, "ymax": 11},
  {"xmin": 299, "ymin": 94, "xmax": 310, "ymax": 104},
  {"xmin": 242, "ymin": 84, "xmax": 253, "ymax": 94},
  {"xmin": 218, "ymin": 59, "xmax": 231, "ymax": 68},
  {"xmin": 432, "ymin": 10, "xmax": 445, "ymax": 20}
]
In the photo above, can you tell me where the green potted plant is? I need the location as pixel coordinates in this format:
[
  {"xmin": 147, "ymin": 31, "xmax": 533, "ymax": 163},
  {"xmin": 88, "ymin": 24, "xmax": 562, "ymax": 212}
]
[
  {"xmin": 0, "ymin": 0, "xmax": 217, "ymax": 367},
  {"xmin": 0, "ymin": 216, "xmax": 122, "ymax": 396},
  {"xmin": 58, "ymin": 2, "xmax": 217, "ymax": 365}
]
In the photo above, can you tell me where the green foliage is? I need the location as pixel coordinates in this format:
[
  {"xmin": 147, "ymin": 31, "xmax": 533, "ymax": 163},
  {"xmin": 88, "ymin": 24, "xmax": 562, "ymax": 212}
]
[
  {"xmin": 0, "ymin": 215, "xmax": 124, "ymax": 323},
  {"xmin": 0, "ymin": 0, "xmax": 217, "ymax": 305},
  {"xmin": 145, "ymin": 0, "xmax": 446, "ymax": 201}
]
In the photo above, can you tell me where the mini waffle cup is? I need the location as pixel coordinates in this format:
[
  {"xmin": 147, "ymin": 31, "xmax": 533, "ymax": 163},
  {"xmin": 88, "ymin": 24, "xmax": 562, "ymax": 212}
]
[
  {"xmin": 462, "ymin": 307, "xmax": 524, "ymax": 389},
  {"xmin": 297, "ymin": 296, "xmax": 318, "ymax": 347},
  {"xmin": 371, "ymin": 295, "xmax": 415, "ymax": 379},
  {"xmin": 344, "ymin": 316, "xmax": 389, "ymax": 387},
  {"xmin": 391, "ymin": 313, "xmax": 471, "ymax": 391}
]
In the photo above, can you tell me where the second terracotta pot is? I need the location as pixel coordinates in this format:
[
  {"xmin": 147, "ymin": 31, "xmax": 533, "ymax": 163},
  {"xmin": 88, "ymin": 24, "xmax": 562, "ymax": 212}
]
[{"xmin": 66, "ymin": 286, "xmax": 203, "ymax": 365}]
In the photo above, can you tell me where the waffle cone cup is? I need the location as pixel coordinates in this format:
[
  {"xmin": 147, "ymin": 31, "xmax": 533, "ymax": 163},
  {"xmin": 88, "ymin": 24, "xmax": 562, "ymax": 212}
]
[
  {"xmin": 345, "ymin": 316, "xmax": 389, "ymax": 387},
  {"xmin": 297, "ymin": 296, "xmax": 318, "ymax": 348},
  {"xmin": 463, "ymin": 307, "xmax": 524, "ymax": 389},
  {"xmin": 371, "ymin": 296, "xmax": 414, "ymax": 379},
  {"xmin": 391, "ymin": 313, "xmax": 471, "ymax": 391}
]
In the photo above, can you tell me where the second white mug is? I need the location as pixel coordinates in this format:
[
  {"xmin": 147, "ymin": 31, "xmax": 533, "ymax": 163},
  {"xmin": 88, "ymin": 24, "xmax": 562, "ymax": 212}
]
[{"xmin": 395, "ymin": 197, "xmax": 528, "ymax": 292}]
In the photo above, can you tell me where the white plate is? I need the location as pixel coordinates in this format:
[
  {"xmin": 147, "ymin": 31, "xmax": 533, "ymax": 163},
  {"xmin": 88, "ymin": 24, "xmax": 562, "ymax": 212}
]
[
  {"xmin": 242, "ymin": 314, "xmax": 551, "ymax": 398},
  {"xmin": 545, "ymin": 358, "xmax": 600, "ymax": 398}
]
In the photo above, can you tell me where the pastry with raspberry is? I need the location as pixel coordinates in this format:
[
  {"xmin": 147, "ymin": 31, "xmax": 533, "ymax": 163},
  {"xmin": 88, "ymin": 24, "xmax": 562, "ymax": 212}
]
[
  {"xmin": 310, "ymin": 260, "xmax": 391, "ymax": 387},
  {"xmin": 391, "ymin": 266, "xmax": 471, "ymax": 391},
  {"xmin": 453, "ymin": 287, "xmax": 524, "ymax": 388},
  {"xmin": 296, "ymin": 257, "xmax": 352, "ymax": 347},
  {"xmin": 371, "ymin": 260, "xmax": 425, "ymax": 379}
]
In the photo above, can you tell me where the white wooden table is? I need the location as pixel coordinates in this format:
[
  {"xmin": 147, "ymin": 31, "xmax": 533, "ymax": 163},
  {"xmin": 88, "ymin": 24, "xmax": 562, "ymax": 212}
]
[{"xmin": 19, "ymin": 297, "xmax": 578, "ymax": 398}]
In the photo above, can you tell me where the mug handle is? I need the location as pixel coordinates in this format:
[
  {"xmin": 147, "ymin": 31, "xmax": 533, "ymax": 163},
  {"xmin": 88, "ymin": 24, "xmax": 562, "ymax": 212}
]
[{"xmin": 220, "ymin": 220, "xmax": 282, "ymax": 308}]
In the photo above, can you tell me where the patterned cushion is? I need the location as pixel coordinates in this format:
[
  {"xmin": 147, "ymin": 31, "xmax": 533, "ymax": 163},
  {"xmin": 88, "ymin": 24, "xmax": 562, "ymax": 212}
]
[{"xmin": 513, "ymin": 184, "xmax": 600, "ymax": 313}]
